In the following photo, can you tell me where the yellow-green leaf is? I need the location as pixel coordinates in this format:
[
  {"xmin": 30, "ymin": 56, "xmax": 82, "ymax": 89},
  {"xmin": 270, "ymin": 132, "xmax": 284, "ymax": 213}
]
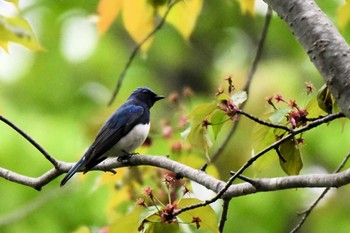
[
  {"xmin": 177, "ymin": 198, "xmax": 219, "ymax": 233},
  {"xmin": 210, "ymin": 109, "xmax": 226, "ymax": 139},
  {"xmin": 122, "ymin": 0, "xmax": 154, "ymax": 52},
  {"xmin": 305, "ymin": 95, "xmax": 326, "ymax": 118},
  {"xmin": 97, "ymin": 0, "xmax": 123, "ymax": 35},
  {"xmin": 231, "ymin": 90, "xmax": 247, "ymax": 106},
  {"xmin": 109, "ymin": 207, "xmax": 144, "ymax": 233},
  {"xmin": 279, "ymin": 138, "xmax": 303, "ymax": 175},
  {"xmin": 317, "ymin": 84, "xmax": 333, "ymax": 114},
  {"xmin": 238, "ymin": 0, "xmax": 255, "ymax": 15},
  {"xmin": 5, "ymin": 0, "xmax": 19, "ymax": 8},
  {"xmin": 0, "ymin": 15, "xmax": 44, "ymax": 52},
  {"xmin": 72, "ymin": 226, "xmax": 91, "ymax": 233},
  {"xmin": 337, "ymin": 0, "xmax": 350, "ymax": 30},
  {"xmin": 164, "ymin": 0, "xmax": 203, "ymax": 40},
  {"xmin": 186, "ymin": 102, "xmax": 217, "ymax": 150},
  {"xmin": 268, "ymin": 109, "xmax": 289, "ymax": 124}
]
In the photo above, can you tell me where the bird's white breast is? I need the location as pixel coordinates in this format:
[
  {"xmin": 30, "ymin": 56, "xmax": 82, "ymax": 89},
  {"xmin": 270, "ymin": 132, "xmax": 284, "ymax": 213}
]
[{"xmin": 106, "ymin": 123, "xmax": 150, "ymax": 157}]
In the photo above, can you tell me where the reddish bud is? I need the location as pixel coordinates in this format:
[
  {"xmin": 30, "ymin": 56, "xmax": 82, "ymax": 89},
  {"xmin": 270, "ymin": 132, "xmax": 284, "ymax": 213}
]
[
  {"xmin": 289, "ymin": 100, "xmax": 299, "ymax": 109},
  {"xmin": 305, "ymin": 81, "xmax": 315, "ymax": 95},
  {"xmin": 136, "ymin": 198, "xmax": 146, "ymax": 207},
  {"xmin": 201, "ymin": 119, "xmax": 211, "ymax": 128},
  {"xmin": 144, "ymin": 186, "xmax": 153, "ymax": 198},
  {"xmin": 168, "ymin": 92, "xmax": 179, "ymax": 104},
  {"xmin": 178, "ymin": 115, "xmax": 187, "ymax": 128},
  {"xmin": 216, "ymin": 88, "xmax": 224, "ymax": 96},
  {"xmin": 161, "ymin": 203, "xmax": 179, "ymax": 223},
  {"xmin": 164, "ymin": 173, "xmax": 176, "ymax": 186},
  {"xmin": 192, "ymin": 216, "xmax": 202, "ymax": 229},
  {"xmin": 183, "ymin": 86, "xmax": 194, "ymax": 98},
  {"xmin": 275, "ymin": 94, "xmax": 285, "ymax": 103},
  {"xmin": 171, "ymin": 142, "xmax": 183, "ymax": 153},
  {"xmin": 162, "ymin": 125, "xmax": 173, "ymax": 139}
]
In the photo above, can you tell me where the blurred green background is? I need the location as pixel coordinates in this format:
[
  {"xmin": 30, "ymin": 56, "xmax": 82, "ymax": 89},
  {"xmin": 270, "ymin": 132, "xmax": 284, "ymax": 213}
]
[{"xmin": 1, "ymin": 0, "xmax": 350, "ymax": 232}]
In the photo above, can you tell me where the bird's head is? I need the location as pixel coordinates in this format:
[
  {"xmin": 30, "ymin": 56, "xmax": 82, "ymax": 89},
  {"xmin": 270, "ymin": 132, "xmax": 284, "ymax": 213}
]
[{"xmin": 129, "ymin": 87, "xmax": 165, "ymax": 107}]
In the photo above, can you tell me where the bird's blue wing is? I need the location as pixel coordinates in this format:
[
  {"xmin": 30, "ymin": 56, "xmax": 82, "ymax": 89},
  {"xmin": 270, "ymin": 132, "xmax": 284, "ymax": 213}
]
[{"xmin": 83, "ymin": 104, "xmax": 145, "ymax": 171}]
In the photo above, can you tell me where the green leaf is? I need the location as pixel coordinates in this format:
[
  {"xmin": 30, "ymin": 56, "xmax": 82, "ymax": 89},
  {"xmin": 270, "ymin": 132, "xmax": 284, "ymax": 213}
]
[
  {"xmin": 268, "ymin": 109, "xmax": 289, "ymax": 124},
  {"xmin": 317, "ymin": 84, "xmax": 333, "ymax": 114},
  {"xmin": 210, "ymin": 109, "xmax": 226, "ymax": 139},
  {"xmin": 109, "ymin": 207, "xmax": 144, "ymax": 233},
  {"xmin": 0, "ymin": 15, "xmax": 44, "ymax": 52},
  {"xmin": 177, "ymin": 198, "xmax": 219, "ymax": 233},
  {"xmin": 231, "ymin": 90, "xmax": 247, "ymax": 106},
  {"xmin": 187, "ymin": 124, "xmax": 212, "ymax": 151},
  {"xmin": 141, "ymin": 213, "xmax": 180, "ymax": 233},
  {"xmin": 186, "ymin": 102, "xmax": 217, "ymax": 150},
  {"xmin": 252, "ymin": 119, "xmax": 277, "ymax": 175},
  {"xmin": 279, "ymin": 138, "xmax": 303, "ymax": 175},
  {"xmin": 305, "ymin": 95, "xmax": 327, "ymax": 118}
]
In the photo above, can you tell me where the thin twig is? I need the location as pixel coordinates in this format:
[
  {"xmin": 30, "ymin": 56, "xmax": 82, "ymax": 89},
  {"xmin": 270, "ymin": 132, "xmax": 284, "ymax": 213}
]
[
  {"xmin": 0, "ymin": 115, "xmax": 58, "ymax": 168},
  {"xmin": 108, "ymin": 0, "xmax": 180, "ymax": 105},
  {"xmin": 210, "ymin": 6, "xmax": 273, "ymax": 163},
  {"xmin": 218, "ymin": 198, "xmax": 231, "ymax": 233},
  {"xmin": 290, "ymin": 151, "xmax": 350, "ymax": 233},
  {"xmin": 238, "ymin": 109, "xmax": 291, "ymax": 132},
  {"xmin": 175, "ymin": 112, "xmax": 345, "ymax": 215}
]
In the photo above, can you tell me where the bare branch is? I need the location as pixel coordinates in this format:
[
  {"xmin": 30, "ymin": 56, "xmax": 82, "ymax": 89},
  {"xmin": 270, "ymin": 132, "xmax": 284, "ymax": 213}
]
[
  {"xmin": 218, "ymin": 198, "xmax": 231, "ymax": 233},
  {"xmin": 290, "ymin": 152, "xmax": 350, "ymax": 233},
  {"xmin": 0, "ymin": 115, "xmax": 58, "ymax": 168},
  {"xmin": 108, "ymin": 0, "xmax": 180, "ymax": 105}
]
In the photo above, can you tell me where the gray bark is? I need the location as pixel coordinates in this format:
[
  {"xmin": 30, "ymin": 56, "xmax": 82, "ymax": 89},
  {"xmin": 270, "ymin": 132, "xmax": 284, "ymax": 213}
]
[{"xmin": 264, "ymin": 0, "xmax": 350, "ymax": 117}]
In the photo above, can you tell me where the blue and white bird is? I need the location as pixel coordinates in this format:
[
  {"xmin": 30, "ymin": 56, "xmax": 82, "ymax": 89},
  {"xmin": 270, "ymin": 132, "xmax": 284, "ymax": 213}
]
[{"xmin": 60, "ymin": 87, "xmax": 164, "ymax": 186}]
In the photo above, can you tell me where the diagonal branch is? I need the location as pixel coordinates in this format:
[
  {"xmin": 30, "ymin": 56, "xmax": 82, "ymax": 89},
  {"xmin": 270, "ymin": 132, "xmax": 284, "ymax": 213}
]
[
  {"xmin": 290, "ymin": 151, "xmax": 350, "ymax": 233},
  {"xmin": 0, "ymin": 115, "xmax": 58, "ymax": 168}
]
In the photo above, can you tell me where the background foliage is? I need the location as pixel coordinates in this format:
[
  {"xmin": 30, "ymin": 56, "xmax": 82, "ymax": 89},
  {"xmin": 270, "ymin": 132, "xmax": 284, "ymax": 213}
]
[{"xmin": 1, "ymin": 0, "xmax": 350, "ymax": 232}]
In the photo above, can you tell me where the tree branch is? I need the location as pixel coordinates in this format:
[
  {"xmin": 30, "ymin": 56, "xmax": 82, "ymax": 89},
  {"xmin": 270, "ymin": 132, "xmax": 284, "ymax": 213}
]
[
  {"xmin": 0, "ymin": 115, "xmax": 58, "ymax": 168},
  {"xmin": 290, "ymin": 151, "xmax": 350, "ymax": 233},
  {"xmin": 264, "ymin": 0, "xmax": 350, "ymax": 118},
  {"xmin": 3, "ymin": 154, "xmax": 350, "ymax": 197}
]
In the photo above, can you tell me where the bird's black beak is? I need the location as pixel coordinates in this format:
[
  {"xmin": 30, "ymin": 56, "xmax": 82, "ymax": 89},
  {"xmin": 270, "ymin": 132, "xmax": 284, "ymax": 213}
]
[{"xmin": 155, "ymin": 95, "xmax": 166, "ymax": 101}]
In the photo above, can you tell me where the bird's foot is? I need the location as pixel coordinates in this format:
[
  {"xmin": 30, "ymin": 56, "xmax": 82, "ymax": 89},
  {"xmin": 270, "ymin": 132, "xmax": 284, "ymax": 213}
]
[{"xmin": 117, "ymin": 151, "xmax": 138, "ymax": 163}]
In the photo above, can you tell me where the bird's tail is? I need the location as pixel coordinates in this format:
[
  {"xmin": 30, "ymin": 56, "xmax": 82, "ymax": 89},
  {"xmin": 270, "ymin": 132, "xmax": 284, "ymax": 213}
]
[{"xmin": 60, "ymin": 156, "xmax": 86, "ymax": 186}]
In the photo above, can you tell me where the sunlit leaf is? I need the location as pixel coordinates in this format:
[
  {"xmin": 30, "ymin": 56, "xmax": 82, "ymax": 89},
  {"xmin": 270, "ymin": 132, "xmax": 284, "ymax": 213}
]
[
  {"xmin": 279, "ymin": 138, "xmax": 303, "ymax": 175},
  {"xmin": 0, "ymin": 39, "xmax": 9, "ymax": 52},
  {"xmin": 337, "ymin": 0, "xmax": 350, "ymax": 30},
  {"xmin": 97, "ymin": 0, "xmax": 123, "ymax": 35},
  {"xmin": 238, "ymin": 0, "xmax": 255, "ymax": 15},
  {"xmin": 305, "ymin": 95, "xmax": 326, "ymax": 118},
  {"xmin": 231, "ymin": 90, "xmax": 247, "ymax": 106},
  {"xmin": 317, "ymin": 84, "xmax": 333, "ymax": 114},
  {"xmin": 186, "ymin": 102, "xmax": 217, "ymax": 150},
  {"xmin": 187, "ymin": 125, "xmax": 212, "ymax": 151},
  {"xmin": 122, "ymin": 0, "xmax": 154, "ymax": 52},
  {"xmin": 268, "ymin": 109, "xmax": 289, "ymax": 124},
  {"xmin": 210, "ymin": 109, "xmax": 226, "ymax": 139},
  {"xmin": 0, "ymin": 15, "xmax": 44, "ymax": 52},
  {"xmin": 252, "ymin": 120, "xmax": 277, "ymax": 176},
  {"xmin": 177, "ymin": 198, "xmax": 219, "ymax": 233},
  {"xmin": 109, "ymin": 207, "xmax": 144, "ymax": 233},
  {"xmin": 164, "ymin": 0, "xmax": 203, "ymax": 40},
  {"xmin": 72, "ymin": 226, "xmax": 90, "ymax": 233},
  {"xmin": 5, "ymin": 0, "xmax": 19, "ymax": 8}
]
